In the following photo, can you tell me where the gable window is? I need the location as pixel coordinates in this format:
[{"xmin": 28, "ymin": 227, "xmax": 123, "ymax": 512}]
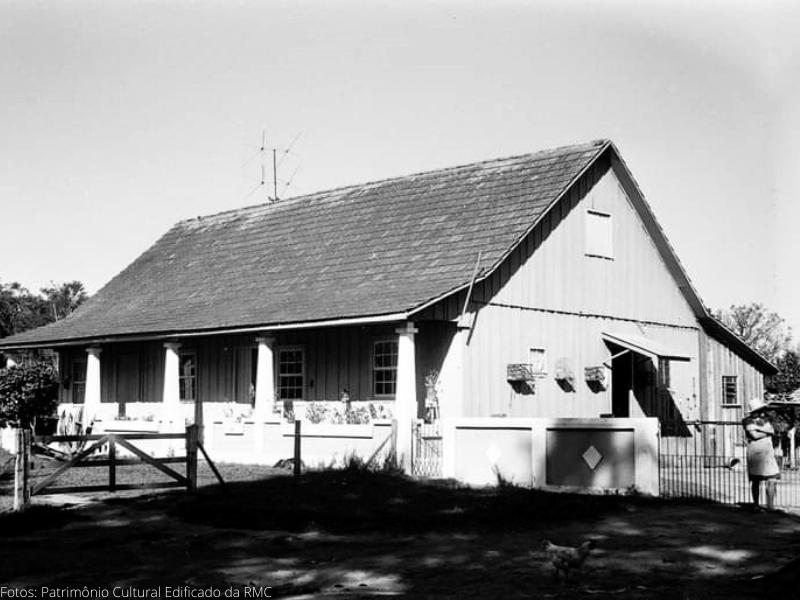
[
  {"xmin": 71, "ymin": 358, "xmax": 87, "ymax": 404},
  {"xmin": 179, "ymin": 352, "xmax": 197, "ymax": 402},
  {"xmin": 658, "ymin": 357, "xmax": 671, "ymax": 388},
  {"xmin": 586, "ymin": 210, "xmax": 613, "ymax": 259},
  {"xmin": 529, "ymin": 348, "xmax": 547, "ymax": 375},
  {"xmin": 373, "ymin": 340, "xmax": 398, "ymax": 397},
  {"xmin": 278, "ymin": 348, "xmax": 305, "ymax": 401},
  {"xmin": 722, "ymin": 375, "xmax": 738, "ymax": 406}
]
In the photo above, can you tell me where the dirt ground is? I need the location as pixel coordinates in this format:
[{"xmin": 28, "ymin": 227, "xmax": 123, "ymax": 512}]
[{"xmin": 2, "ymin": 467, "xmax": 800, "ymax": 599}]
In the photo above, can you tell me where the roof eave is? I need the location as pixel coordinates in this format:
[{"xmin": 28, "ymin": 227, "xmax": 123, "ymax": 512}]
[
  {"xmin": 606, "ymin": 143, "xmax": 777, "ymax": 375},
  {"xmin": 0, "ymin": 311, "xmax": 410, "ymax": 351},
  {"xmin": 698, "ymin": 315, "xmax": 778, "ymax": 375}
]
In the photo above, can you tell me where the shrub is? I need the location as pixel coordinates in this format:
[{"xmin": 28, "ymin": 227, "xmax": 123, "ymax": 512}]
[
  {"xmin": 0, "ymin": 361, "xmax": 59, "ymax": 428},
  {"xmin": 340, "ymin": 449, "xmax": 402, "ymax": 475}
]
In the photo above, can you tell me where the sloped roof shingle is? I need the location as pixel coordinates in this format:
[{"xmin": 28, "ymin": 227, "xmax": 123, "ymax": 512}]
[{"xmin": 2, "ymin": 140, "xmax": 609, "ymax": 346}]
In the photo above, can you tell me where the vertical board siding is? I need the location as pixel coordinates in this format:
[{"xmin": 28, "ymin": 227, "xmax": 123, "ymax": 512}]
[
  {"xmin": 56, "ymin": 323, "xmax": 436, "ymax": 412},
  {"xmin": 410, "ymin": 156, "xmax": 767, "ymax": 424},
  {"xmin": 462, "ymin": 305, "xmax": 700, "ymax": 420},
  {"xmin": 451, "ymin": 159, "xmax": 707, "ymax": 420},
  {"xmin": 704, "ymin": 334, "xmax": 764, "ymax": 422}
]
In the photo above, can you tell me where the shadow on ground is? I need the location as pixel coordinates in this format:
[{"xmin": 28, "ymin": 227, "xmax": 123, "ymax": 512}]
[{"xmin": 2, "ymin": 469, "xmax": 800, "ymax": 598}]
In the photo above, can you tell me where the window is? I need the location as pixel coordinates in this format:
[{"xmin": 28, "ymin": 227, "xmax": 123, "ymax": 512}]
[
  {"xmin": 373, "ymin": 340, "xmax": 398, "ymax": 397},
  {"xmin": 278, "ymin": 348, "xmax": 305, "ymax": 401},
  {"xmin": 658, "ymin": 357, "xmax": 671, "ymax": 388},
  {"xmin": 71, "ymin": 358, "xmax": 87, "ymax": 404},
  {"xmin": 529, "ymin": 348, "xmax": 547, "ymax": 375},
  {"xmin": 722, "ymin": 376, "xmax": 738, "ymax": 406},
  {"xmin": 179, "ymin": 352, "xmax": 197, "ymax": 402},
  {"xmin": 586, "ymin": 210, "xmax": 613, "ymax": 258}
]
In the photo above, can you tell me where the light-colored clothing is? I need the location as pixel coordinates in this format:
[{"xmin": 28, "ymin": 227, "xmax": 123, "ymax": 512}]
[{"xmin": 744, "ymin": 419, "xmax": 780, "ymax": 480}]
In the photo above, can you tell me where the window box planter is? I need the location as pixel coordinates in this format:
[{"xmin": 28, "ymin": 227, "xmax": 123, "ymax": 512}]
[
  {"xmin": 585, "ymin": 366, "xmax": 610, "ymax": 391},
  {"xmin": 507, "ymin": 364, "xmax": 537, "ymax": 383}
]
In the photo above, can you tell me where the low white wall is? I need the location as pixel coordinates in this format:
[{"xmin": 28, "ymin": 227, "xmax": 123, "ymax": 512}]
[
  {"xmin": 205, "ymin": 419, "xmax": 395, "ymax": 466},
  {"xmin": 442, "ymin": 417, "xmax": 659, "ymax": 496},
  {"xmin": 49, "ymin": 402, "xmax": 396, "ymax": 465},
  {"xmin": 58, "ymin": 401, "xmax": 243, "ymax": 425}
]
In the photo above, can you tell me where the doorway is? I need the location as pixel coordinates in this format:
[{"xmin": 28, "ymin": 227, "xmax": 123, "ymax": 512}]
[
  {"xmin": 611, "ymin": 350, "xmax": 632, "ymax": 417},
  {"xmin": 116, "ymin": 353, "xmax": 141, "ymax": 418}
]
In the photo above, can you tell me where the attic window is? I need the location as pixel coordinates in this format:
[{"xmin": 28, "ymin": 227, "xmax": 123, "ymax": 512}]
[{"xmin": 586, "ymin": 210, "xmax": 613, "ymax": 259}]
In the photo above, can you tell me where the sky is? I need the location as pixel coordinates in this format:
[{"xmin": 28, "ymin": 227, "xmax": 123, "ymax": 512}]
[{"xmin": 1, "ymin": 0, "xmax": 798, "ymax": 334}]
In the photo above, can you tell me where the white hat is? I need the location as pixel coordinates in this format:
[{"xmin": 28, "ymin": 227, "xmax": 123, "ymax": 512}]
[{"xmin": 747, "ymin": 397, "xmax": 768, "ymax": 415}]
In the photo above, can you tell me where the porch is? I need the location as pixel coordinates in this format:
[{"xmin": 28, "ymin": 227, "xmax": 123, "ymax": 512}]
[{"xmin": 53, "ymin": 320, "xmax": 458, "ymax": 469}]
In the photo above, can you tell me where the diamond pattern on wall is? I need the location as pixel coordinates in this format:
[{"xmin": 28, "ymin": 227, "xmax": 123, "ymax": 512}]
[{"xmin": 582, "ymin": 445, "xmax": 603, "ymax": 470}]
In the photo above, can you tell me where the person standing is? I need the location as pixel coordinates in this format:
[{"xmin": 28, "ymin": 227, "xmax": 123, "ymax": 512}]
[{"xmin": 743, "ymin": 397, "xmax": 780, "ymax": 510}]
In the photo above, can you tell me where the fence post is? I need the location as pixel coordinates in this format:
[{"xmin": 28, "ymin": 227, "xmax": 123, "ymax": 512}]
[
  {"xmin": 13, "ymin": 429, "xmax": 23, "ymax": 511},
  {"xmin": 186, "ymin": 425, "xmax": 198, "ymax": 492},
  {"xmin": 13, "ymin": 428, "xmax": 31, "ymax": 512},
  {"xmin": 108, "ymin": 436, "xmax": 117, "ymax": 492},
  {"xmin": 293, "ymin": 420, "xmax": 302, "ymax": 477},
  {"xmin": 23, "ymin": 429, "xmax": 31, "ymax": 506}
]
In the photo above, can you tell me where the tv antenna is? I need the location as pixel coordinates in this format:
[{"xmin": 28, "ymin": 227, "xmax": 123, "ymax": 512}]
[{"xmin": 240, "ymin": 130, "xmax": 302, "ymax": 203}]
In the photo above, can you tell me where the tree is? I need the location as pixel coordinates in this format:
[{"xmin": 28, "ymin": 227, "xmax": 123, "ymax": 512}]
[
  {"xmin": 714, "ymin": 303, "xmax": 793, "ymax": 364},
  {"xmin": 0, "ymin": 280, "xmax": 88, "ymax": 338},
  {"xmin": 40, "ymin": 281, "xmax": 88, "ymax": 321},
  {"xmin": 0, "ymin": 362, "xmax": 59, "ymax": 428},
  {"xmin": 0, "ymin": 282, "xmax": 51, "ymax": 338},
  {"xmin": 766, "ymin": 349, "xmax": 800, "ymax": 397}
]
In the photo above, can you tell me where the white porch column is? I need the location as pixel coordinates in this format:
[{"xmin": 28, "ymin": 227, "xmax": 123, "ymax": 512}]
[
  {"xmin": 395, "ymin": 322, "xmax": 419, "ymax": 473},
  {"xmin": 254, "ymin": 336, "xmax": 276, "ymax": 419},
  {"xmin": 162, "ymin": 342, "xmax": 183, "ymax": 433},
  {"xmin": 83, "ymin": 347, "xmax": 102, "ymax": 427}
]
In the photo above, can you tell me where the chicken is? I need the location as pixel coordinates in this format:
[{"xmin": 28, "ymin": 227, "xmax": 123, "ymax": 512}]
[{"xmin": 542, "ymin": 539, "xmax": 595, "ymax": 580}]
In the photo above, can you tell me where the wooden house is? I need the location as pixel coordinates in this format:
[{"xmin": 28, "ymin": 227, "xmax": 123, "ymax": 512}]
[{"xmin": 0, "ymin": 140, "xmax": 775, "ymax": 466}]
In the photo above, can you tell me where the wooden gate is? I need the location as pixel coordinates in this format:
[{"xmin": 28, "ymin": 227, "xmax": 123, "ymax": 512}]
[{"xmin": 12, "ymin": 425, "xmax": 223, "ymax": 511}]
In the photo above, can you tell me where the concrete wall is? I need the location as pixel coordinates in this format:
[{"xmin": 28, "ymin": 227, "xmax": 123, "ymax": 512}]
[
  {"xmin": 204, "ymin": 419, "xmax": 395, "ymax": 466},
  {"xmin": 442, "ymin": 417, "xmax": 659, "ymax": 495}
]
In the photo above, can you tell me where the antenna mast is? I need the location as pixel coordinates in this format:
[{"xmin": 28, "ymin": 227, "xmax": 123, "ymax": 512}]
[
  {"xmin": 273, "ymin": 148, "xmax": 278, "ymax": 202},
  {"xmin": 241, "ymin": 129, "xmax": 301, "ymax": 203}
]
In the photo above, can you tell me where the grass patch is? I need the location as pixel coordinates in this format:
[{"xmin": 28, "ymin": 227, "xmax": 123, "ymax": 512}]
[
  {"xmin": 0, "ymin": 505, "xmax": 78, "ymax": 537},
  {"xmin": 172, "ymin": 468, "xmax": 660, "ymax": 534}
]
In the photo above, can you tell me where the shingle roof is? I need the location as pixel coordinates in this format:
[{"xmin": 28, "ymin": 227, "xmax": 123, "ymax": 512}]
[{"xmin": 2, "ymin": 139, "xmax": 609, "ymax": 346}]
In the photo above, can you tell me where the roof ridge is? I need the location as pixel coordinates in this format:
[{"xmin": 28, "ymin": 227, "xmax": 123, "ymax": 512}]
[{"xmin": 177, "ymin": 138, "xmax": 611, "ymax": 226}]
